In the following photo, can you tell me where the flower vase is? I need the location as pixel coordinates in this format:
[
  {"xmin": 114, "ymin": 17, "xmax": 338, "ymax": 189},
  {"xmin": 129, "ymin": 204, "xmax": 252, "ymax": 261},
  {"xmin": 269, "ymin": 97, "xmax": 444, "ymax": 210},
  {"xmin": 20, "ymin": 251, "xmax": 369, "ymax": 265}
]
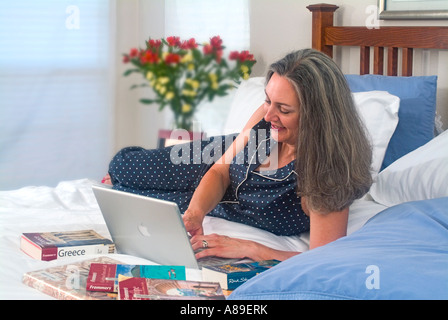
[
  {"xmin": 173, "ymin": 112, "xmax": 194, "ymax": 132},
  {"xmin": 157, "ymin": 110, "xmax": 205, "ymax": 148}
]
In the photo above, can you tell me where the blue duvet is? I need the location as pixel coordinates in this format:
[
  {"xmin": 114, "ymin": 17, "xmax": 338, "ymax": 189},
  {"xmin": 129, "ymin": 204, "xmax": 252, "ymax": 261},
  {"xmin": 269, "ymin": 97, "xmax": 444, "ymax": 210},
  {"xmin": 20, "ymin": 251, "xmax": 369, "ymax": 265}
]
[{"xmin": 229, "ymin": 197, "xmax": 448, "ymax": 300}]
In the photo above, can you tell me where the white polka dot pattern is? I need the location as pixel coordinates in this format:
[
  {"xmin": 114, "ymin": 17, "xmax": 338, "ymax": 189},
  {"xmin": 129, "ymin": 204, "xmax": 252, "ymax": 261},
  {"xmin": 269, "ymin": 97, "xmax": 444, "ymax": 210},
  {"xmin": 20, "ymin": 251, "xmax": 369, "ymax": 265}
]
[{"xmin": 108, "ymin": 119, "xmax": 309, "ymax": 236}]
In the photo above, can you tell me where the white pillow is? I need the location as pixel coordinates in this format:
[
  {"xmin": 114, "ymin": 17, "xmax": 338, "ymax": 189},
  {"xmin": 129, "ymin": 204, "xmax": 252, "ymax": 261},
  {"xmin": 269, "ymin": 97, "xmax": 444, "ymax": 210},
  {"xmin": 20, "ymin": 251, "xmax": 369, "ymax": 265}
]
[
  {"xmin": 353, "ymin": 91, "xmax": 400, "ymax": 176},
  {"xmin": 223, "ymin": 78, "xmax": 400, "ymax": 177},
  {"xmin": 370, "ymin": 129, "xmax": 448, "ymax": 207},
  {"xmin": 223, "ymin": 77, "xmax": 266, "ymax": 134}
]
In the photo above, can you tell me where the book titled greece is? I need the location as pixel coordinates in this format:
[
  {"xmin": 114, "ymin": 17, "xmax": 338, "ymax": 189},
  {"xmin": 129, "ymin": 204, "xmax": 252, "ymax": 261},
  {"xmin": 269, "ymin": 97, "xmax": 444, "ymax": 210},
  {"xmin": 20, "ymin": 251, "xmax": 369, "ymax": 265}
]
[{"xmin": 20, "ymin": 230, "xmax": 115, "ymax": 261}]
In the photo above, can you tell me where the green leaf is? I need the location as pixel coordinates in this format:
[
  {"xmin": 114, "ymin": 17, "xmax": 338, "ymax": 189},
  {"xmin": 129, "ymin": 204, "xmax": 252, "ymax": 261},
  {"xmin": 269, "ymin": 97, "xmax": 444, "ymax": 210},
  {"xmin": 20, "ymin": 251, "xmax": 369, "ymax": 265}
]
[
  {"xmin": 130, "ymin": 83, "xmax": 149, "ymax": 90},
  {"xmin": 139, "ymin": 98, "xmax": 156, "ymax": 104},
  {"xmin": 220, "ymin": 59, "xmax": 228, "ymax": 68},
  {"xmin": 192, "ymin": 48, "xmax": 202, "ymax": 61},
  {"xmin": 123, "ymin": 68, "xmax": 140, "ymax": 76}
]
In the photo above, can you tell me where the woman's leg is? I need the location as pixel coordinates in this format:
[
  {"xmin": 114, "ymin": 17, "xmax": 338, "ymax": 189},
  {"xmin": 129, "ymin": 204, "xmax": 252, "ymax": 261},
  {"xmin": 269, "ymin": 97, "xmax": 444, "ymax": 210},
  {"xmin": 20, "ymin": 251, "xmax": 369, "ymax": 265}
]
[{"xmin": 107, "ymin": 134, "xmax": 236, "ymax": 192}]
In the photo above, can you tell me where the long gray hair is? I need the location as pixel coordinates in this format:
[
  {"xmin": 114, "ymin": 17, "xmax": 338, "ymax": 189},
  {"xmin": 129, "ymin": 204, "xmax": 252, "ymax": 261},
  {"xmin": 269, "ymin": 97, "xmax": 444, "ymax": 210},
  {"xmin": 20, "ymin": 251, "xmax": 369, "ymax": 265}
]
[{"xmin": 267, "ymin": 49, "xmax": 373, "ymax": 213}]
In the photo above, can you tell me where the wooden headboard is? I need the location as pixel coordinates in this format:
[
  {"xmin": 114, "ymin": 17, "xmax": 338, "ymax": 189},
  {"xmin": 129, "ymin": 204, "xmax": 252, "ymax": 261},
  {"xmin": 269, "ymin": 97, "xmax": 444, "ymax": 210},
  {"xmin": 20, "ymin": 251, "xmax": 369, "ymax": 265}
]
[{"xmin": 307, "ymin": 3, "xmax": 448, "ymax": 76}]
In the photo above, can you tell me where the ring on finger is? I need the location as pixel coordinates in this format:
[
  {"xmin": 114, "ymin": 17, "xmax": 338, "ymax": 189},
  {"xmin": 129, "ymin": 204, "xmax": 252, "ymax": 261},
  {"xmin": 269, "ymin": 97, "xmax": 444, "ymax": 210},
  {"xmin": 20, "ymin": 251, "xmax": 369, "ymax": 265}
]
[{"xmin": 202, "ymin": 240, "xmax": 208, "ymax": 248}]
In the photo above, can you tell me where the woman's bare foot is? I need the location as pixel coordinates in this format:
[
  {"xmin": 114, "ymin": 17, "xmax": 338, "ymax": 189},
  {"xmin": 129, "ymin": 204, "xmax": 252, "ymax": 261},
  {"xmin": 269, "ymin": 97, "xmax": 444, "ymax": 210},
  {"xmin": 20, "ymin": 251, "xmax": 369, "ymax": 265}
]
[{"xmin": 101, "ymin": 174, "xmax": 112, "ymax": 185}]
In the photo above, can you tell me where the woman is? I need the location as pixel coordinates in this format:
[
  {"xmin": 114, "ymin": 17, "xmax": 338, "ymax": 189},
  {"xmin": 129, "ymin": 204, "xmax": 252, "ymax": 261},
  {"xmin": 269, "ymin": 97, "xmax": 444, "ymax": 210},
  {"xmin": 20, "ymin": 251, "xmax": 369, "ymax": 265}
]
[{"xmin": 105, "ymin": 49, "xmax": 372, "ymax": 262}]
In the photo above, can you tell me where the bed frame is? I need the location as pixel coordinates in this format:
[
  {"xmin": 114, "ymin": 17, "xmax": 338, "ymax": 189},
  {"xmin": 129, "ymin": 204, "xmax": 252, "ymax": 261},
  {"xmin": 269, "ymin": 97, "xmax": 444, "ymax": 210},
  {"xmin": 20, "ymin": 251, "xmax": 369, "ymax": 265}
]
[{"xmin": 307, "ymin": 3, "xmax": 448, "ymax": 76}]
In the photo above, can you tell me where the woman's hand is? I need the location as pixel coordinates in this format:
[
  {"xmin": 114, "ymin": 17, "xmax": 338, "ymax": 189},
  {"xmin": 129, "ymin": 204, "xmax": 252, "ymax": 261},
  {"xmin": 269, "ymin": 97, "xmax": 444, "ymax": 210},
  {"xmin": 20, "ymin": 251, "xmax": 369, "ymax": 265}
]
[
  {"xmin": 182, "ymin": 209, "xmax": 205, "ymax": 237},
  {"xmin": 190, "ymin": 233, "xmax": 300, "ymax": 262},
  {"xmin": 191, "ymin": 234, "xmax": 251, "ymax": 260}
]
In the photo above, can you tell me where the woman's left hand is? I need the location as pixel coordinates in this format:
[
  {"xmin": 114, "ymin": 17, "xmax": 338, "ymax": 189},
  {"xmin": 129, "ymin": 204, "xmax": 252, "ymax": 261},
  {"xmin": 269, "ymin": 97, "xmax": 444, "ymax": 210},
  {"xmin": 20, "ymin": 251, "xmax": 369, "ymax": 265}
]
[
  {"xmin": 191, "ymin": 233, "xmax": 301, "ymax": 262},
  {"xmin": 190, "ymin": 233, "xmax": 257, "ymax": 260}
]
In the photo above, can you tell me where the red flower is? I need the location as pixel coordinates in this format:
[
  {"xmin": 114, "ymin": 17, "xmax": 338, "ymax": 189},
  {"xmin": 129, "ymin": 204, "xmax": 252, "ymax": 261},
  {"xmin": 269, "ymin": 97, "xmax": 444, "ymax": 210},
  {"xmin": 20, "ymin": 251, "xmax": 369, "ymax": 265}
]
[
  {"xmin": 129, "ymin": 48, "xmax": 139, "ymax": 58},
  {"xmin": 215, "ymin": 49, "xmax": 223, "ymax": 63},
  {"xmin": 203, "ymin": 44, "xmax": 213, "ymax": 55},
  {"xmin": 140, "ymin": 50, "xmax": 159, "ymax": 64},
  {"xmin": 229, "ymin": 50, "xmax": 255, "ymax": 62},
  {"xmin": 148, "ymin": 39, "xmax": 162, "ymax": 48},
  {"xmin": 164, "ymin": 53, "xmax": 181, "ymax": 64},
  {"xmin": 210, "ymin": 36, "xmax": 223, "ymax": 49},
  {"xmin": 166, "ymin": 36, "xmax": 181, "ymax": 47},
  {"xmin": 180, "ymin": 38, "xmax": 198, "ymax": 50},
  {"xmin": 229, "ymin": 51, "xmax": 239, "ymax": 60},
  {"xmin": 240, "ymin": 50, "xmax": 255, "ymax": 62},
  {"xmin": 203, "ymin": 37, "xmax": 224, "ymax": 63}
]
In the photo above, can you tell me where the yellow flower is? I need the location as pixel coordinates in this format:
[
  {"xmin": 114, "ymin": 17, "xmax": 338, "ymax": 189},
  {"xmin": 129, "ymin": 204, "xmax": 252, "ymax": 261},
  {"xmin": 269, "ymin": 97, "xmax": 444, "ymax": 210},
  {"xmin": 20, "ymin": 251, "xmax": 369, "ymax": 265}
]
[
  {"xmin": 165, "ymin": 92, "xmax": 174, "ymax": 100},
  {"xmin": 155, "ymin": 84, "xmax": 166, "ymax": 95},
  {"xmin": 240, "ymin": 65, "xmax": 249, "ymax": 73},
  {"xmin": 181, "ymin": 52, "xmax": 193, "ymax": 63},
  {"xmin": 243, "ymin": 73, "xmax": 250, "ymax": 80},
  {"xmin": 182, "ymin": 104, "xmax": 192, "ymax": 113},
  {"xmin": 185, "ymin": 78, "xmax": 200, "ymax": 89},
  {"xmin": 158, "ymin": 77, "xmax": 170, "ymax": 85},
  {"xmin": 208, "ymin": 73, "xmax": 217, "ymax": 82},
  {"xmin": 182, "ymin": 89, "xmax": 196, "ymax": 97},
  {"xmin": 146, "ymin": 71, "xmax": 154, "ymax": 80},
  {"xmin": 187, "ymin": 63, "xmax": 194, "ymax": 71},
  {"xmin": 209, "ymin": 73, "xmax": 219, "ymax": 90}
]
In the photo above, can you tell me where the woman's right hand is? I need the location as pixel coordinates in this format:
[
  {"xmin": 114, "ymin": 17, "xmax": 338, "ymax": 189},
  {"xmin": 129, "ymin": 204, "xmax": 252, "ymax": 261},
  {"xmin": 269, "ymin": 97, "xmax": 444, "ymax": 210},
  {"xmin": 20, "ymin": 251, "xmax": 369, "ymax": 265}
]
[{"xmin": 182, "ymin": 209, "xmax": 205, "ymax": 237}]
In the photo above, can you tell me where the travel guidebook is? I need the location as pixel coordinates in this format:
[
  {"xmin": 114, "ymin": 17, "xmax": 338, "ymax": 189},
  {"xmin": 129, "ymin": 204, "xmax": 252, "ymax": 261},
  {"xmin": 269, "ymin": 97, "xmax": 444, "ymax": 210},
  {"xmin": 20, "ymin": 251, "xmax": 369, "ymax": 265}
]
[
  {"xmin": 22, "ymin": 257, "xmax": 123, "ymax": 300},
  {"xmin": 86, "ymin": 263, "xmax": 186, "ymax": 292},
  {"xmin": 118, "ymin": 277, "xmax": 226, "ymax": 300},
  {"xmin": 20, "ymin": 229, "xmax": 115, "ymax": 261},
  {"xmin": 202, "ymin": 260, "xmax": 281, "ymax": 290}
]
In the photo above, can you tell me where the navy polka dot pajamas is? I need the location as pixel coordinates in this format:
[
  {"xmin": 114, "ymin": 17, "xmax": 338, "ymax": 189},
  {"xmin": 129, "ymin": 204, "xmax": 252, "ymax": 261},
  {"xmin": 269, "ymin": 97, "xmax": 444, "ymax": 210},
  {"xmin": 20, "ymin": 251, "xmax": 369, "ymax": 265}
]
[{"xmin": 108, "ymin": 119, "xmax": 309, "ymax": 236}]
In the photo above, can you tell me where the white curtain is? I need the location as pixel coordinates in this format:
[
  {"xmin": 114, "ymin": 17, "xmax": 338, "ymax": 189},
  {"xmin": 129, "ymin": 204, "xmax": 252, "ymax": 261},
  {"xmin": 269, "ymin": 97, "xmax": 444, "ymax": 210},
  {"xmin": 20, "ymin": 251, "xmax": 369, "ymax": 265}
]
[
  {"xmin": 0, "ymin": 0, "xmax": 114, "ymax": 190},
  {"xmin": 164, "ymin": 0, "xmax": 250, "ymax": 135}
]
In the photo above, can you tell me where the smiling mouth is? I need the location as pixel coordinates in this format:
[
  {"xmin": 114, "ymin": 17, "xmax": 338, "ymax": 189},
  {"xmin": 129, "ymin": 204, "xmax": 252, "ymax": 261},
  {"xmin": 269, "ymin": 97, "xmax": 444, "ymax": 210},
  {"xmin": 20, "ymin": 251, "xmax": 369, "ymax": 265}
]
[{"xmin": 271, "ymin": 124, "xmax": 285, "ymax": 131}]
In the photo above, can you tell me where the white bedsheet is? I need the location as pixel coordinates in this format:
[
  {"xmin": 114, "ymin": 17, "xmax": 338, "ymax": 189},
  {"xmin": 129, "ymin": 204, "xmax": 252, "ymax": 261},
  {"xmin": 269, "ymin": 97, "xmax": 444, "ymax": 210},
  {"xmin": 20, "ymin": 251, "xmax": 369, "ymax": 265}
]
[{"xmin": 0, "ymin": 179, "xmax": 387, "ymax": 299}]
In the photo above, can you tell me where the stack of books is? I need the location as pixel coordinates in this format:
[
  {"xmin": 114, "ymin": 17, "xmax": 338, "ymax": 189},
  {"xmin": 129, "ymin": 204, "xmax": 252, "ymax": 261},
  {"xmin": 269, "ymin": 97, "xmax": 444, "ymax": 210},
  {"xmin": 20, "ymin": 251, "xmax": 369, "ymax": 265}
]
[
  {"xmin": 22, "ymin": 257, "xmax": 225, "ymax": 300},
  {"xmin": 20, "ymin": 229, "xmax": 279, "ymax": 300},
  {"xmin": 20, "ymin": 229, "xmax": 225, "ymax": 300}
]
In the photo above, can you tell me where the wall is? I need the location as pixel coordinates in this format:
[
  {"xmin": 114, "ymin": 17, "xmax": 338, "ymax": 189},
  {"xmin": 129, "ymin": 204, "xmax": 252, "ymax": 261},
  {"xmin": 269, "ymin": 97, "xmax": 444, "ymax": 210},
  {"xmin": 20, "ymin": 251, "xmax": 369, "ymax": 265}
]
[
  {"xmin": 114, "ymin": 0, "xmax": 166, "ymax": 152},
  {"xmin": 113, "ymin": 0, "xmax": 447, "ymax": 153},
  {"xmin": 249, "ymin": 0, "xmax": 447, "ymax": 130}
]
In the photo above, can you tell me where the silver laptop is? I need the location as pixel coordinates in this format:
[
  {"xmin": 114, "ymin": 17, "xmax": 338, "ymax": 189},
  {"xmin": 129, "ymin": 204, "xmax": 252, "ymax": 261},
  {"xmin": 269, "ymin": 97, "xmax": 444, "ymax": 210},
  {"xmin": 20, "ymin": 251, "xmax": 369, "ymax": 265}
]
[{"xmin": 92, "ymin": 184, "xmax": 244, "ymax": 269}]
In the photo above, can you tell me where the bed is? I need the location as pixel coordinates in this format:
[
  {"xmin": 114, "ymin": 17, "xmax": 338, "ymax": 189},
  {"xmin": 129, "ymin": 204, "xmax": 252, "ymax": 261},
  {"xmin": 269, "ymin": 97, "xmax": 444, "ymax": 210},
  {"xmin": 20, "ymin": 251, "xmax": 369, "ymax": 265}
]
[
  {"xmin": 229, "ymin": 4, "xmax": 448, "ymax": 300},
  {"xmin": 1, "ymin": 3, "xmax": 447, "ymax": 300}
]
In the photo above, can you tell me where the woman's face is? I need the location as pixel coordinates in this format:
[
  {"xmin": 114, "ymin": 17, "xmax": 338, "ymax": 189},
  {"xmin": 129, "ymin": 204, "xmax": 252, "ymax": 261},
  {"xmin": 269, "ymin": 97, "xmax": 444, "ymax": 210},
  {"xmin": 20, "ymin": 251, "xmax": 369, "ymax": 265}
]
[{"xmin": 263, "ymin": 73, "xmax": 300, "ymax": 145}]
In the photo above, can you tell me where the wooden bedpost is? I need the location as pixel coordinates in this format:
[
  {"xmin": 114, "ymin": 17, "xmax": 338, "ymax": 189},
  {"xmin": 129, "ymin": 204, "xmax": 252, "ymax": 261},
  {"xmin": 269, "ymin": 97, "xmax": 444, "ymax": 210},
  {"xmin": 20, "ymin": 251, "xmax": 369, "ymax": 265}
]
[{"xmin": 307, "ymin": 3, "xmax": 339, "ymax": 58}]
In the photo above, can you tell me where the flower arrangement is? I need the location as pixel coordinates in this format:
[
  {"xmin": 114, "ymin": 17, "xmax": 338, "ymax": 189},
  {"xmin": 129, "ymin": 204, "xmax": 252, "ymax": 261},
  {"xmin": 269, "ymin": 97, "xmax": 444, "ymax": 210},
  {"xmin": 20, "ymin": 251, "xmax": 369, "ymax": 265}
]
[{"xmin": 122, "ymin": 36, "xmax": 256, "ymax": 131}]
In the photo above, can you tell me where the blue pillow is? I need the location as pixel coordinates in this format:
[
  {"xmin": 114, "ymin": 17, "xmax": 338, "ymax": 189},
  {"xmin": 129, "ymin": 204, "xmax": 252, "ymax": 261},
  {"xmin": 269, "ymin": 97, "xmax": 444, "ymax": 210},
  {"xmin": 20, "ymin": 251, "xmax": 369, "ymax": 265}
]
[
  {"xmin": 228, "ymin": 197, "xmax": 448, "ymax": 300},
  {"xmin": 344, "ymin": 74, "xmax": 437, "ymax": 170}
]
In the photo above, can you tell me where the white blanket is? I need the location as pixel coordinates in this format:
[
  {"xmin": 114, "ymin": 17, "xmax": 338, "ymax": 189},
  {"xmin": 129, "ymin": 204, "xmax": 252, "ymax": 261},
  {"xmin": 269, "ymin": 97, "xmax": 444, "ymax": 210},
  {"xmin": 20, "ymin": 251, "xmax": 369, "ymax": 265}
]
[{"xmin": 0, "ymin": 179, "xmax": 387, "ymax": 299}]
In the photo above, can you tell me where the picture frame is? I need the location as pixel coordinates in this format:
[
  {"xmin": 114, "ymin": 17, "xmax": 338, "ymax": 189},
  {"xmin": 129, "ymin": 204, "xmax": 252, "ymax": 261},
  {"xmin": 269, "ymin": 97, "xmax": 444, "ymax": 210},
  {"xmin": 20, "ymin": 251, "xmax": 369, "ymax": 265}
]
[{"xmin": 378, "ymin": 0, "xmax": 448, "ymax": 19}]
